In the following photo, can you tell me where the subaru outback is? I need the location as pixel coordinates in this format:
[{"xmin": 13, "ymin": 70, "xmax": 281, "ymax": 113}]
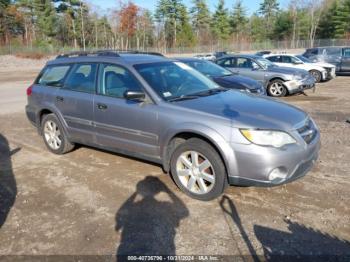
[{"xmin": 26, "ymin": 51, "xmax": 321, "ymax": 201}]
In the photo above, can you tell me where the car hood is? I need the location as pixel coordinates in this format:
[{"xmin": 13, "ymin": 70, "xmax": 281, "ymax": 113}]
[
  {"xmin": 212, "ymin": 74, "xmax": 262, "ymax": 90},
  {"xmin": 175, "ymin": 90, "xmax": 307, "ymax": 130},
  {"xmin": 268, "ymin": 65, "xmax": 308, "ymax": 77},
  {"xmin": 311, "ymin": 62, "xmax": 335, "ymax": 68}
]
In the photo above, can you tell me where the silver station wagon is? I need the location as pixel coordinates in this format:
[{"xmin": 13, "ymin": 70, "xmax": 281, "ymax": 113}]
[{"xmin": 26, "ymin": 51, "xmax": 321, "ymax": 200}]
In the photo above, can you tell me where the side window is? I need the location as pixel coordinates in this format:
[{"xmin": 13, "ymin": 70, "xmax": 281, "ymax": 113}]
[
  {"xmin": 343, "ymin": 48, "xmax": 350, "ymax": 57},
  {"xmin": 325, "ymin": 47, "xmax": 342, "ymax": 56},
  {"xmin": 236, "ymin": 58, "xmax": 254, "ymax": 69},
  {"xmin": 217, "ymin": 58, "xmax": 232, "ymax": 67},
  {"xmin": 64, "ymin": 63, "xmax": 97, "ymax": 93},
  {"xmin": 267, "ymin": 56, "xmax": 280, "ymax": 62},
  {"xmin": 37, "ymin": 65, "xmax": 71, "ymax": 87},
  {"xmin": 98, "ymin": 64, "xmax": 142, "ymax": 98},
  {"xmin": 281, "ymin": 56, "xmax": 292, "ymax": 63}
]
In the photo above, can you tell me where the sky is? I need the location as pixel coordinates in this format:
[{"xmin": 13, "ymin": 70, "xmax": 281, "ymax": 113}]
[{"xmin": 89, "ymin": 0, "xmax": 290, "ymax": 16}]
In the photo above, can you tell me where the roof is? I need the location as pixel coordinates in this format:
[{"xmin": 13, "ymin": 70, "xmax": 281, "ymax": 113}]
[
  {"xmin": 174, "ymin": 57, "xmax": 204, "ymax": 62},
  {"xmin": 48, "ymin": 50, "xmax": 168, "ymax": 66},
  {"xmin": 218, "ymin": 54, "xmax": 262, "ymax": 60}
]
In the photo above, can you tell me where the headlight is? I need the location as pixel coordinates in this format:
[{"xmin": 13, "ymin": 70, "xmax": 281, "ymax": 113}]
[{"xmin": 240, "ymin": 129, "xmax": 296, "ymax": 148}]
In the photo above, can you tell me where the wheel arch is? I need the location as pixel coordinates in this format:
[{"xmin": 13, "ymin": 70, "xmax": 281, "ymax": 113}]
[{"xmin": 161, "ymin": 127, "xmax": 237, "ymax": 181}]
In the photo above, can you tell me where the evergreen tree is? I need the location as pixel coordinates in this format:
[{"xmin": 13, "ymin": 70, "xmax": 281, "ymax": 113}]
[
  {"xmin": 177, "ymin": 4, "xmax": 195, "ymax": 47},
  {"xmin": 317, "ymin": 0, "xmax": 339, "ymax": 39},
  {"xmin": 155, "ymin": 0, "xmax": 193, "ymax": 48},
  {"xmin": 190, "ymin": 0, "xmax": 211, "ymax": 44},
  {"xmin": 258, "ymin": 0, "xmax": 279, "ymax": 39},
  {"xmin": 211, "ymin": 0, "xmax": 230, "ymax": 40},
  {"xmin": 54, "ymin": 0, "xmax": 81, "ymax": 48},
  {"xmin": 334, "ymin": 0, "xmax": 350, "ymax": 38},
  {"xmin": 230, "ymin": 0, "xmax": 248, "ymax": 39},
  {"xmin": 273, "ymin": 10, "xmax": 293, "ymax": 40}
]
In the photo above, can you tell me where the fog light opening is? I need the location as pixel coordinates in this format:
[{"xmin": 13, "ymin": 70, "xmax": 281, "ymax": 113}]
[{"xmin": 269, "ymin": 167, "xmax": 288, "ymax": 184}]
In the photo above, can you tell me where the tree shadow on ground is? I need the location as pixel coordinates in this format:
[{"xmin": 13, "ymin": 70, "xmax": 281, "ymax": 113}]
[
  {"xmin": 115, "ymin": 176, "xmax": 189, "ymax": 257},
  {"xmin": 0, "ymin": 134, "xmax": 20, "ymax": 228},
  {"xmin": 254, "ymin": 219, "xmax": 350, "ymax": 261}
]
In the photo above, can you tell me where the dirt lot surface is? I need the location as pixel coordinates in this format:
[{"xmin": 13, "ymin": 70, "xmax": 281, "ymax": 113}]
[{"xmin": 0, "ymin": 56, "xmax": 349, "ymax": 259}]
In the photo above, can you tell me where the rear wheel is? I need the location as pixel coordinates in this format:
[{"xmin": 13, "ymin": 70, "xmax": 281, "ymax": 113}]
[
  {"xmin": 309, "ymin": 70, "xmax": 322, "ymax": 83},
  {"xmin": 170, "ymin": 138, "xmax": 227, "ymax": 201},
  {"xmin": 41, "ymin": 114, "xmax": 74, "ymax": 154},
  {"xmin": 267, "ymin": 79, "xmax": 288, "ymax": 97}
]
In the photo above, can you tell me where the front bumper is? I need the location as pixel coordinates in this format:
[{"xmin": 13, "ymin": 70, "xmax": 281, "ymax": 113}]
[
  {"xmin": 325, "ymin": 67, "xmax": 336, "ymax": 79},
  {"xmin": 228, "ymin": 130, "xmax": 321, "ymax": 187},
  {"xmin": 284, "ymin": 75, "xmax": 316, "ymax": 94}
]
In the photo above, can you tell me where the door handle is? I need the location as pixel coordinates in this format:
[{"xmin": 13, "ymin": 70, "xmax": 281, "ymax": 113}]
[
  {"xmin": 56, "ymin": 96, "xmax": 64, "ymax": 102},
  {"xmin": 97, "ymin": 103, "xmax": 108, "ymax": 110}
]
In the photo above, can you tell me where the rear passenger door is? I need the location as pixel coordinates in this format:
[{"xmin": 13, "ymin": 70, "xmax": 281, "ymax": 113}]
[
  {"xmin": 216, "ymin": 58, "xmax": 238, "ymax": 73},
  {"xmin": 93, "ymin": 63, "xmax": 159, "ymax": 159},
  {"xmin": 55, "ymin": 63, "xmax": 97, "ymax": 143}
]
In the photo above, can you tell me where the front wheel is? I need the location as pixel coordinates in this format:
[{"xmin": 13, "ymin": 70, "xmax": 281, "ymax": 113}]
[
  {"xmin": 170, "ymin": 138, "xmax": 227, "ymax": 201},
  {"xmin": 267, "ymin": 80, "xmax": 288, "ymax": 97},
  {"xmin": 309, "ymin": 70, "xmax": 322, "ymax": 83}
]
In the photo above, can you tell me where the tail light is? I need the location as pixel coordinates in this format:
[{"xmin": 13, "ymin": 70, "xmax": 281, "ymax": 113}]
[{"xmin": 26, "ymin": 84, "xmax": 33, "ymax": 96}]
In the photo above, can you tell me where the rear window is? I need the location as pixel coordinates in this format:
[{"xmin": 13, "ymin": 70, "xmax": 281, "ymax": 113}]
[{"xmin": 37, "ymin": 65, "xmax": 71, "ymax": 87}]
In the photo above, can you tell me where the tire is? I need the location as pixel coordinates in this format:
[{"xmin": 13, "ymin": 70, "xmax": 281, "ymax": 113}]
[
  {"xmin": 267, "ymin": 79, "xmax": 288, "ymax": 97},
  {"xmin": 309, "ymin": 70, "xmax": 322, "ymax": 83},
  {"xmin": 170, "ymin": 138, "xmax": 227, "ymax": 201},
  {"xmin": 41, "ymin": 114, "xmax": 74, "ymax": 154}
]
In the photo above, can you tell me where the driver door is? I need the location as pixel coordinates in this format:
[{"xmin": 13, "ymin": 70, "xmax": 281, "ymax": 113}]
[{"xmin": 93, "ymin": 63, "xmax": 160, "ymax": 158}]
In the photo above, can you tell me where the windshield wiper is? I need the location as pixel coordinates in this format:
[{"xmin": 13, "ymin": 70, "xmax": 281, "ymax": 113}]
[
  {"xmin": 194, "ymin": 87, "xmax": 228, "ymax": 97},
  {"xmin": 168, "ymin": 94, "xmax": 200, "ymax": 102}
]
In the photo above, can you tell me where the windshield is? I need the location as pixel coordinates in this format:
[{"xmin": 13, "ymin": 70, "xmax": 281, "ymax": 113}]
[
  {"xmin": 134, "ymin": 61, "xmax": 221, "ymax": 101},
  {"xmin": 296, "ymin": 55, "xmax": 312, "ymax": 63},
  {"xmin": 256, "ymin": 57, "xmax": 275, "ymax": 68},
  {"xmin": 185, "ymin": 60, "xmax": 232, "ymax": 78}
]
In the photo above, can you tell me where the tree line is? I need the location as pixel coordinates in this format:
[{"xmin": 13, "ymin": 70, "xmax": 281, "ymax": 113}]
[{"xmin": 0, "ymin": 0, "xmax": 350, "ymax": 52}]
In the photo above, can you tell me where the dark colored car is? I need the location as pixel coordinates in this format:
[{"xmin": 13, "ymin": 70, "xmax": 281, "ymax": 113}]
[
  {"xmin": 214, "ymin": 51, "xmax": 228, "ymax": 59},
  {"xmin": 255, "ymin": 50, "xmax": 272, "ymax": 56},
  {"xmin": 176, "ymin": 58, "xmax": 266, "ymax": 95},
  {"xmin": 302, "ymin": 46, "xmax": 350, "ymax": 73}
]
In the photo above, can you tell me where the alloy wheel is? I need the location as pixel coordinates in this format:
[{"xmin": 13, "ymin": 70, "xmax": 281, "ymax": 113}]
[
  {"xmin": 44, "ymin": 120, "xmax": 62, "ymax": 150},
  {"xmin": 176, "ymin": 151, "xmax": 215, "ymax": 194},
  {"xmin": 270, "ymin": 82, "xmax": 285, "ymax": 96}
]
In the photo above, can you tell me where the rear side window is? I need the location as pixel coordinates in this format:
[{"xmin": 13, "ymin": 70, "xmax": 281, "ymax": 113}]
[
  {"xmin": 38, "ymin": 65, "xmax": 71, "ymax": 87},
  {"xmin": 217, "ymin": 58, "xmax": 233, "ymax": 67},
  {"xmin": 267, "ymin": 56, "xmax": 280, "ymax": 62},
  {"xmin": 64, "ymin": 63, "xmax": 97, "ymax": 93}
]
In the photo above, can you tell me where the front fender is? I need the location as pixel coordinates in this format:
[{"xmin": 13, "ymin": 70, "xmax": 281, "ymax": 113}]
[{"xmin": 160, "ymin": 122, "xmax": 239, "ymax": 178}]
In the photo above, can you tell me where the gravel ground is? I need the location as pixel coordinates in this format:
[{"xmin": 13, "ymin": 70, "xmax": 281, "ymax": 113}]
[{"xmin": 0, "ymin": 56, "xmax": 349, "ymax": 260}]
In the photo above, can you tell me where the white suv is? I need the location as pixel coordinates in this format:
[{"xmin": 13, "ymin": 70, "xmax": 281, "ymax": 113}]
[{"xmin": 264, "ymin": 53, "xmax": 336, "ymax": 82}]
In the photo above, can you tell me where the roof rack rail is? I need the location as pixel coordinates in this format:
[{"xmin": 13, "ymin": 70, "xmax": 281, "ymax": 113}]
[
  {"xmin": 56, "ymin": 50, "xmax": 120, "ymax": 59},
  {"xmin": 111, "ymin": 50, "xmax": 165, "ymax": 57},
  {"xmin": 56, "ymin": 50, "xmax": 164, "ymax": 59}
]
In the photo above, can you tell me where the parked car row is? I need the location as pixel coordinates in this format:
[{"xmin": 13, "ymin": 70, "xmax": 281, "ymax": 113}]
[
  {"xmin": 26, "ymin": 50, "xmax": 321, "ymax": 200},
  {"xmin": 302, "ymin": 46, "xmax": 350, "ymax": 74}
]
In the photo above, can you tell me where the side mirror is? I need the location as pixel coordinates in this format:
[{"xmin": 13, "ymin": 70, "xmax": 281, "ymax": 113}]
[{"xmin": 124, "ymin": 90, "xmax": 146, "ymax": 101}]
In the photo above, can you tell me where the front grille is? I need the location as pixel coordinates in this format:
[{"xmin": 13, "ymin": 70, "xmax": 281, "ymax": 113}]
[{"xmin": 297, "ymin": 119, "xmax": 317, "ymax": 144}]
